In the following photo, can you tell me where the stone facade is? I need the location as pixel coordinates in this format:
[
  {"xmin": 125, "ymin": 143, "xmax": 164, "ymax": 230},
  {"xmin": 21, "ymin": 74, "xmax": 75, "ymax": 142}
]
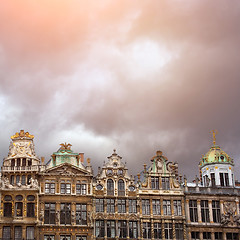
[{"xmin": 0, "ymin": 130, "xmax": 239, "ymax": 240}]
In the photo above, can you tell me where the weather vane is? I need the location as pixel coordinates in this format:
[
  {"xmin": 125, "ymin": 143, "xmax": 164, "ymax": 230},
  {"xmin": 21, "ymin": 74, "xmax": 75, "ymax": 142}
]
[{"xmin": 210, "ymin": 130, "xmax": 218, "ymax": 146}]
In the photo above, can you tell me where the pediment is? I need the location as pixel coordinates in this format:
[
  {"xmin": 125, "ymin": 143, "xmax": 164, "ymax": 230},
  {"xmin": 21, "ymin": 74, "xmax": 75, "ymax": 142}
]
[{"xmin": 42, "ymin": 163, "xmax": 90, "ymax": 176}]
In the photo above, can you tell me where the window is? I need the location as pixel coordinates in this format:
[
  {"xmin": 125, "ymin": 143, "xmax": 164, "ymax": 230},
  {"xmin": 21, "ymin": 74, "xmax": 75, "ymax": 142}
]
[
  {"xmin": 44, "ymin": 203, "xmax": 56, "ymax": 224},
  {"xmin": 129, "ymin": 199, "xmax": 137, "ymax": 213},
  {"xmin": 27, "ymin": 203, "xmax": 35, "ymax": 217},
  {"xmin": 16, "ymin": 175, "xmax": 20, "ymax": 184},
  {"xmin": 203, "ymin": 232, "xmax": 211, "ymax": 240},
  {"xmin": 118, "ymin": 199, "xmax": 126, "ymax": 213},
  {"xmin": 163, "ymin": 200, "xmax": 171, "ymax": 216},
  {"xmin": 201, "ymin": 200, "xmax": 210, "ymax": 222},
  {"xmin": 22, "ymin": 158, "xmax": 26, "ymax": 166},
  {"xmin": 215, "ymin": 232, "xmax": 222, "ymax": 240},
  {"xmin": 96, "ymin": 220, "xmax": 104, "ymax": 237},
  {"xmin": 118, "ymin": 221, "xmax": 127, "ymax": 238},
  {"xmin": 210, "ymin": 173, "xmax": 215, "ymax": 187},
  {"xmin": 225, "ymin": 173, "xmax": 229, "ymax": 186},
  {"xmin": 175, "ymin": 223, "xmax": 183, "ymax": 240},
  {"xmin": 152, "ymin": 200, "xmax": 161, "ymax": 215},
  {"xmin": 21, "ymin": 175, "xmax": 26, "ymax": 185},
  {"xmin": 107, "ymin": 220, "xmax": 116, "ymax": 238},
  {"xmin": 212, "ymin": 200, "xmax": 221, "ymax": 223},
  {"xmin": 3, "ymin": 226, "xmax": 11, "ymax": 240},
  {"xmin": 153, "ymin": 222, "xmax": 162, "ymax": 239},
  {"xmin": 45, "ymin": 183, "xmax": 55, "ymax": 193},
  {"xmin": 11, "ymin": 159, "xmax": 15, "ymax": 167},
  {"xmin": 220, "ymin": 173, "xmax": 229, "ymax": 187},
  {"xmin": 76, "ymin": 204, "xmax": 87, "ymax": 225},
  {"xmin": 44, "ymin": 235, "xmax": 55, "ymax": 240},
  {"xmin": 27, "ymin": 175, "xmax": 31, "ymax": 185},
  {"xmin": 60, "ymin": 235, "xmax": 71, "ymax": 240},
  {"xmin": 10, "ymin": 175, "xmax": 14, "ymax": 185},
  {"xmin": 226, "ymin": 233, "xmax": 238, "ymax": 240},
  {"xmin": 142, "ymin": 199, "xmax": 150, "ymax": 215},
  {"xmin": 162, "ymin": 177, "xmax": 170, "ymax": 190},
  {"xmin": 4, "ymin": 202, "xmax": 12, "ymax": 217},
  {"xmin": 96, "ymin": 199, "xmax": 104, "ymax": 212},
  {"xmin": 61, "ymin": 183, "xmax": 71, "ymax": 194},
  {"xmin": 143, "ymin": 222, "xmax": 151, "ymax": 239},
  {"xmin": 15, "ymin": 202, "xmax": 23, "ymax": 217},
  {"xmin": 151, "ymin": 177, "xmax": 159, "ymax": 189},
  {"xmin": 60, "ymin": 203, "xmax": 71, "ymax": 224},
  {"xmin": 107, "ymin": 179, "xmax": 114, "ymax": 195},
  {"xmin": 17, "ymin": 158, "xmax": 21, "ymax": 167},
  {"xmin": 118, "ymin": 179, "xmax": 125, "ymax": 196},
  {"xmin": 14, "ymin": 226, "xmax": 22, "ymax": 240},
  {"xmin": 191, "ymin": 232, "xmax": 200, "ymax": 240},
  {"xmin": 189, "ymin": 200, "xmax": 198, "ymax": 222},
  {"xmin": 174, "ymin": 200, "xmax": 182, "ymax": 216},
  {"xmin": 164, "ymin": 223, "xmax": 172, "ymax": 240},
  {"xmin": 76, "ymin": 184, "xmax": 86, "ymax": 195},
  {"xmin": 76, "ymin": 236, "xmax": 87, "ymax": 240},
  {"xmin": 26, "ymin": 227, "xmax": 34, "ymax": 240},
  {"xmin": 107, "ymin": 199, "xmax": 115, "ymax": 213},
  {"xmin": 129, "ymin": 221, "xmax": 138, "ymax": 239}
]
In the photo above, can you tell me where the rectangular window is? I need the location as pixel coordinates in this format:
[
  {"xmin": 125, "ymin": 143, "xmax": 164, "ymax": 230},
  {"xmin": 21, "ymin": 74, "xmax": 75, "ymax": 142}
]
[
  {"xmin": 164, "ymin": 223, "xmax": 172, "ymax": 240},
  {"xmin": 3, "ymin": 226, "xmax": 11, "ymax": 240},
  {"xmin": 76, "ymin": 184, "xmax": 86, "ymax": 195},
  {"xmin": 4, "ymin": 203, "xmax": 12, "ymax": 217},
  {"xmin": 76, "ymin": 236, "xmax": 87, "ymax": 240},
  {"xmin": 45, "ymin": 183, "xmax": 55, "ymax": 194},
  {"xmin": 107, "ymin": 220, "xmax": 115, "ymax": 238},
  {"xmin": 27, "ymin": 203, "xmax": 35, "ymax": 217},
  {"xmin": 175, "ymin": 223, "xmax": 183, "ymax": 240},
  {"xmin": 61, "ymin": 183, "xmax": 71, "ymax": 194},
  {"xmin": 220, "ymin": 173, "xmax": 224, "ymax": 186},
  {"xmin": 118, "ymin": 221, "xmax": 127, "ymax": 238},
  {"xmin": 151, "ymin": 177, "xmax": 159, "ymax": 189},
  {"xmin": 153, "ymin": 222, "xmax": 162, "ymax": 239},
  {"xmin": 14, "ymin": 226, "xmax": 22, "ymax": 240},
  {"xmin": 201, "ymin": 200, "xmax": 210, "ymax": 222},
  {"xmin": 152, "ymin": 200, "xmax": 161, "ymax": 215},
  {"xmin": 107, "ymin": 199, "xmax": 115, "ymax": 213},
  {"xmin": 143, "ymin": 222, "xmax": 151, "ymax": 239},
  {"xmin": 142, "ymin": 199, "xmax": 150, "ymax": 215},
  {"xmin": 215, "ymin": 232, "xmax": 222, "ymax": 240},
  {"xmin": 191, "ymin": 232, "xmax": 200, "ymax": 240},
  {"xmin": 96, "ymin": 220, "xmax": 104, "ymax": 237},
  {"xmin": 96, "ymin": 199, "xmax": 104, "ymax": 212},
  {"xmin": 210, "ymin": 173, "xmax": 215, "ymax": 187},
  {"xmin": 44, "ymin": 235, "xmax": 55, "ymax": 240},
  {"xmin": 174, "ymin": 200, "xmax": 182, "ymax": 216},
  {"xmin": 226, "ymin": 233, "xmax": 238, "ymax": 240},
  {"xmin": 162, "ymin": 177, "xmax": 170, "ymax": 190},
  {"xmin": 60, "ymin": 235, "xmax": 71, "ymax": 240},
  {"xmin": 44, "ymin": 203, "xmax": 56, "ymax": 224},
  {"xmin": 15, "ymin": 202, "xmax": 23, "ymax": 217},
  {"xmin": 60, "ymin": 203, "xmax": 71, "ymax": 225},
  {"xmin": 129, "ymin": 199, "xmax": 137, "ymax": 213},
  {"xmin": 203, "ymin": 232, "xmax": 211, "ymax": 240},
  {"xmin": 129, "ymin": 221, "xmax": 138, "ymax": 239},
  {"xmin": 118, "ymin": 199, "xmax": 126, "ymax": 213},
  {"xmin": 224, "ymin": 173, "xmax": 229, "ymax": 186},
  {"xmin": 26, "ymin": 227, "xmax": 34, "ymax": 240},
  {"xmin": 163, "ymin": 200, "xmax": 171, "ymax": 216},
  {"xmin": 189, "ymin": 200, "xmax": 198, "ymax": 222},
  {"xmin": 76, "ymin": 204, "xmax": 87, "ymax": 225},
  {"xmin": 212, "ymin": 200, "xmax": 221, "ymax": 223},
  {"xmin": 21, "ymin": 175, "xmax": 26, "ymax": 185},
  {"xmin": 10, "ymin": 175, "xmax": 14, "ymax": 185}
]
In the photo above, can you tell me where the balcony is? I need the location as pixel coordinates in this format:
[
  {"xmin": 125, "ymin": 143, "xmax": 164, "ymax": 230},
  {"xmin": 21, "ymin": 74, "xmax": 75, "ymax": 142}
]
[{"xmin": 1, "ymin": 165, "xmax": 40, "ymax": 172}]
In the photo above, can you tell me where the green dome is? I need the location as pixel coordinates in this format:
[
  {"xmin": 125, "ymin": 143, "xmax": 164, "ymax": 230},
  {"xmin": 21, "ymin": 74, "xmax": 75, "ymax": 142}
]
[{"xmin": 199, "ymin": 145, "xmax": 234, "ymax": 167}]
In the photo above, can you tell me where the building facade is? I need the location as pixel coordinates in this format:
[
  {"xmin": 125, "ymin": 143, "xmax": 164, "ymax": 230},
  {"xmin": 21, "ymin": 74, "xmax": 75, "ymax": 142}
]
[{"xmin": 0, "ymin": 130, "xmax": 240, "ymax": 240}]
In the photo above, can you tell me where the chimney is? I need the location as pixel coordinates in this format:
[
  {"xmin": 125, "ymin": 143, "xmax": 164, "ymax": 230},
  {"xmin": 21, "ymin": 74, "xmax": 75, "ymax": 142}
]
[{"xmin": 79, "ymin": 153, "xmax": 84, "ymax": 163}]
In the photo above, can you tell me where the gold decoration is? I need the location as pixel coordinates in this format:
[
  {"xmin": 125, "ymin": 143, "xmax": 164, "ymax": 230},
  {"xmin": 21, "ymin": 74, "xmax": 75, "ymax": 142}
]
[
  {"xmin": 11, "ymin": 130, "xmax": 34, "ymax": 139},
  {"xmin": 210, "ymin": 130, "xmax": 218, "ymax": 146},
  {"xmin": 60, "ymin": 142, "xmax": 72, "ymax": 150}
]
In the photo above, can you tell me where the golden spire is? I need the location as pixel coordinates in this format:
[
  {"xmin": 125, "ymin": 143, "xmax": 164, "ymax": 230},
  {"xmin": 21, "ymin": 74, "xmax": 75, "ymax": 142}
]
[{"xmin": 210, "ymin": 130, "xmax": 218, "ymax": 146}]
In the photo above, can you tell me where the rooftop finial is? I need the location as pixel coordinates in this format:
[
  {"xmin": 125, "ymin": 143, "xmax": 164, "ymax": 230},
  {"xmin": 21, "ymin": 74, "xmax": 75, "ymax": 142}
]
[{"xmin": 210, "ymin": 130, "xmax": 218, "ymax": 146}]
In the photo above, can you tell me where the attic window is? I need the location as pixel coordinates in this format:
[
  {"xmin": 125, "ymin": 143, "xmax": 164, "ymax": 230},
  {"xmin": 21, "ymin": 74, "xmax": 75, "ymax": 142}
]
[
  {"xmin": 113, "ymin": 162, "xmax": 118, "ymax": 167},
  {"xmin": 220, "ymin": 156, "xmax": 224, "ymax": 161}
]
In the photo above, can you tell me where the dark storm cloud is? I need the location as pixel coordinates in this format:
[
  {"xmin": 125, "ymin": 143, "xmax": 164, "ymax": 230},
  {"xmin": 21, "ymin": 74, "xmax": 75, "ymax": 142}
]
[{"xmin": 0, "ymin": 1, "xmax": 240, "ymax": 180}]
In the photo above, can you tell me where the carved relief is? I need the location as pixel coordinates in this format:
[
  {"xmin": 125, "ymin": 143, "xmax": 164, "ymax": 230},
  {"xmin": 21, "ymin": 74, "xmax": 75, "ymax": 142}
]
[{"xmin": 221, "ymin": 201, "xmax": 239, "ymax": 226}]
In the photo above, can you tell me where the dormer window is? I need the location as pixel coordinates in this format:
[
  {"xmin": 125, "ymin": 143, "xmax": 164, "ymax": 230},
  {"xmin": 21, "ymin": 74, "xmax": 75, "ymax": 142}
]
[
  {"xmin": 61, "ymin": 181, "xmax": 71, "ymax": 194},
  {"xmin": 118, "ymin": 169, "xmax": 123, "ymax": 175},
  {"xmin": 162, "ymin": 177, "xmax": 170, "ymax": 190},
  {"xmin": 107, "ymin": 169, "xmax": 113, "ymax": 175},
  {"xmin": 128, "ymin": 185, "xmax": 136, "ymax": 192},
  {"xmin": 107, "ymin": 179, "xmax": 114, "ymax": 196},
  {"xmin": 113, "ymin": 162, "xmax": 118, "ymax": 167},
  {"xmin": 96, "ymin": 184, "xmax": 103, "ymax": 190}
]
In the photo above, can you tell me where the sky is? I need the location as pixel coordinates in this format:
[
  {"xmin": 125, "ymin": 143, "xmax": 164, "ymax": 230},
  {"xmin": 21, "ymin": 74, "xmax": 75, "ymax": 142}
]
[{"xmin": 1, "ymin": 0, "xmax": 240, "ymax": 181}]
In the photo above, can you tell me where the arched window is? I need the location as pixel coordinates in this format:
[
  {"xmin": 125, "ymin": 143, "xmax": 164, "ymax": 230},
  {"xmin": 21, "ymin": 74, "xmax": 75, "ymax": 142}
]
[
  {"xmin": 118, "ymin": 179, "xmax": 125, "ymax": 196},
  {"xmin": 107, "ymin": 179, "xmax": 114, "ymax": 196}
]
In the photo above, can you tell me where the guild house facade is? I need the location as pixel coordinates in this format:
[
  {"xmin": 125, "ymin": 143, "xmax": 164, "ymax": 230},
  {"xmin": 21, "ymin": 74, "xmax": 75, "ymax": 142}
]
[{"xmin": 0, "ymin": 130, "xmax": 239, "ymax": 240}]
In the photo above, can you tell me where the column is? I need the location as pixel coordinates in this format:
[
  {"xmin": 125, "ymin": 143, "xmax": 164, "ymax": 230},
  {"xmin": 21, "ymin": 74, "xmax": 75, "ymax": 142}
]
[
  {"xmin": 236, "ymin": 198, "xmax": 239, "ymax": 214},
  {"xmin": 172, "ymin": 221, "xmax": 176, "ymax": 240},
  {"xmin": 208, "ymin": 200, "xmax": 213, "ymax": 223},
  {"xmin": 211, "ymin": 232, "xmax": 214, "ymax": 240},
  {"xmin": 162, "ymin": 220, "xmax": 165, "ymax": 240},
  {"xmin": 199, "ymin": 232, "xmax": 203, "ymax": 240},
  {"xmin": 197, "ymin": 200, "xmax": 202, "ymax": 223},
  {"xmin": 220, "ymin": 200, "xmax": 224, "ymax": 216},
  {"xmin": 185, "ymin": 199, "xmax": 190, "ymax": 223}
]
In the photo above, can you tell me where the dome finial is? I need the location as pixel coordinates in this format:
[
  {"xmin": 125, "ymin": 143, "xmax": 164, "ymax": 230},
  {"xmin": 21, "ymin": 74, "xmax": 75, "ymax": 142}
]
[{"xmin": 210, "ymin": 130, "xmax": 218, "ymax": 146}]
